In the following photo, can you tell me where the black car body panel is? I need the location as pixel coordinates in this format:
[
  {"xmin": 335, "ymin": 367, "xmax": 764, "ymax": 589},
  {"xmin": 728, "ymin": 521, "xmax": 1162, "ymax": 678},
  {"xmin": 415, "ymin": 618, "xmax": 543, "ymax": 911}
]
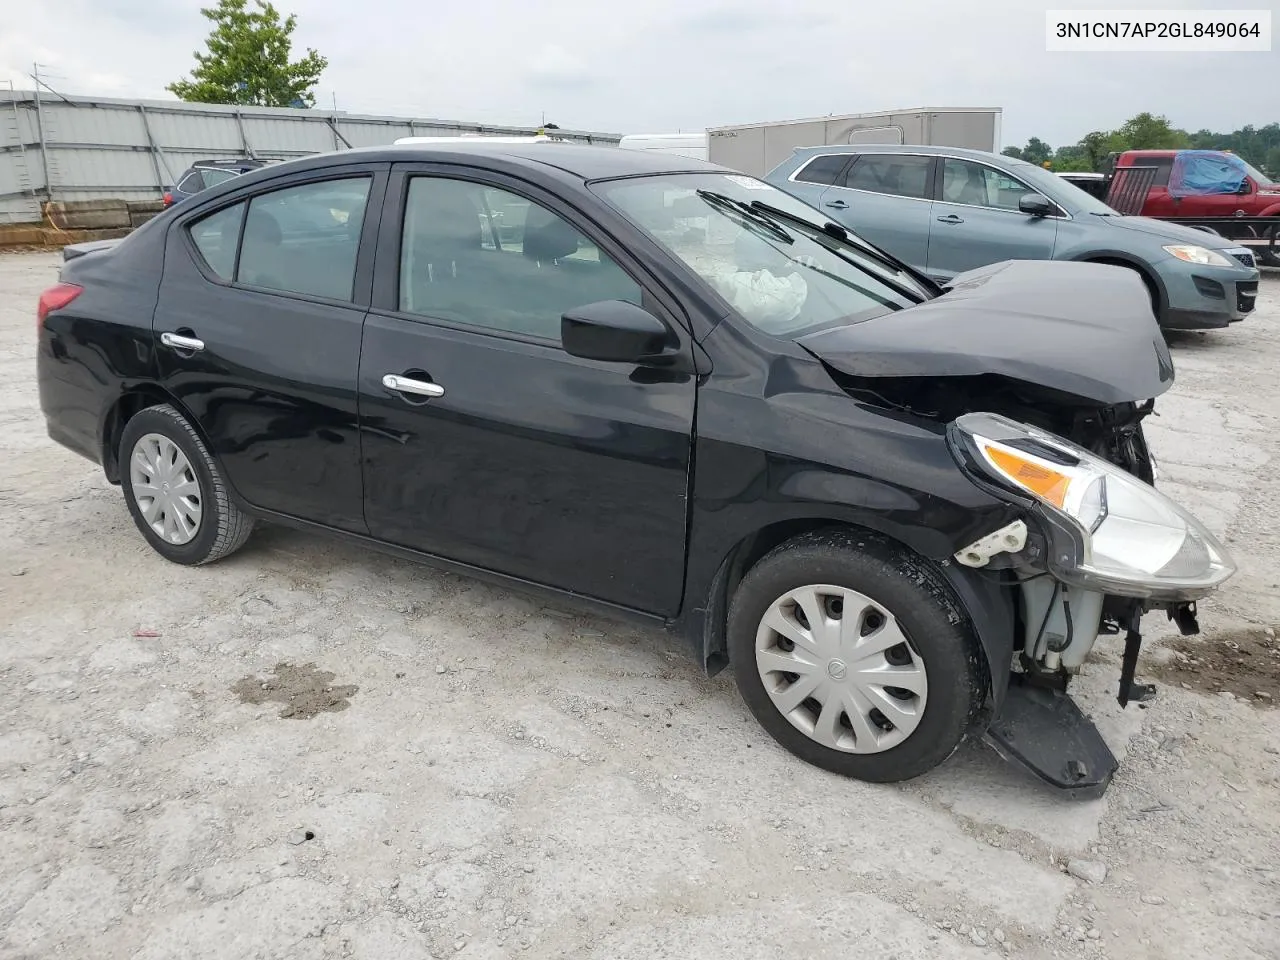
[
  {"xmin": 36, "ymin": 144, "xmax": 1168, "ymax": 722},
  {"xmin": 799, "ymin": 260, "xmax": 1175, "ymax": 407}
]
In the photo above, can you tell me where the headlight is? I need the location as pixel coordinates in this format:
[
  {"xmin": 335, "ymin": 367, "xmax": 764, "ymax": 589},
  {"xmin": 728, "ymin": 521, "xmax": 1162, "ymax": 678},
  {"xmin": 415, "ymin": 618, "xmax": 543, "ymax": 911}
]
[
  {"xmin": 1162, "ymin": 244, "xmax": 1232, "ymax": 267},
  {"xmin": 948, "ymin": 412, "xmax": 1235, "ymax": 601}
]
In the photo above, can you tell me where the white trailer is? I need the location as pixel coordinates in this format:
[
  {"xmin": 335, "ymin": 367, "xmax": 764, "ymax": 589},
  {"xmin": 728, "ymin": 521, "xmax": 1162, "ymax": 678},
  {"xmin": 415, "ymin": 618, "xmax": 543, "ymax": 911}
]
[
  {"xmin": 707, "ymin": 107, "xmax": 1003, "ymax": 177},
  {"xmin": 617, "ymin": 133, "xmax": 709, "ymax": 161}
]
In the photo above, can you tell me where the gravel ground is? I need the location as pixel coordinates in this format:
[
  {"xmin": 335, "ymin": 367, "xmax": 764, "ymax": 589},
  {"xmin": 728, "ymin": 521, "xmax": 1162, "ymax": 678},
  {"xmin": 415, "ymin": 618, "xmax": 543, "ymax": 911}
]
[{"xmin": 2, "ymin": 251, "xmax": 1278, "ymax": 960}]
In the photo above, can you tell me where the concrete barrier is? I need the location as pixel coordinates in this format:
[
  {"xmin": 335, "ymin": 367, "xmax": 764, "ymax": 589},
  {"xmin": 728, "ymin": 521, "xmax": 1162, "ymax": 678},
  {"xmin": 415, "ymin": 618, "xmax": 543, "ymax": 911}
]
[{"xmin": 45, "ymin": 200, "xmax": 134, "ymax": 231}]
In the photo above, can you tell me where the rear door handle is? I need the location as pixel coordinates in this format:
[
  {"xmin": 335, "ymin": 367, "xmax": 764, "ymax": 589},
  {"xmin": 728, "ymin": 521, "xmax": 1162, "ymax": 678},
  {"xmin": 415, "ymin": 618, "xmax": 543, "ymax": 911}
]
[
  {"xmin": 936, "ymin": 214, "xmax": 964, "ymax": 224},
  {"xmin": 159, "ymin": 331, "xmax": 205, "ymax": 352},
  {"xmin": 382, "ymin": 373, "xmax": 445, "ymax": 398},
  {"xmin": 824, "ymin": 199, "xmax": 849, "ymax": 210}
]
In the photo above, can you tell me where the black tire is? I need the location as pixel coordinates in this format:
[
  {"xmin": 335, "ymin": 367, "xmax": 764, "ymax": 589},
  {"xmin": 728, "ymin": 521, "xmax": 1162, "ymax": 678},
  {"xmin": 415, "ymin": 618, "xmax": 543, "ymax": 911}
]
[
  {"xmin": 118, "ymin": 403, "xmax": 254, "ymax": 565},
  {"xmin": 1261, "ymin": 226, "xmax": 1280, "ymax": 268},
  {"xmin": 727, "ymin": 529, "xmax": 986, "ymax": 783}
]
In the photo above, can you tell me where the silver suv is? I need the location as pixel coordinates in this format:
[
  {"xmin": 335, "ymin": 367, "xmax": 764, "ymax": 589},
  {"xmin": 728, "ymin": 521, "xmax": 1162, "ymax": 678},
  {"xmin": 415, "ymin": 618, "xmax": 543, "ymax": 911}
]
[{"xmin": 765, "ymin": 144, "xmax": 1260, "ymax": 330}]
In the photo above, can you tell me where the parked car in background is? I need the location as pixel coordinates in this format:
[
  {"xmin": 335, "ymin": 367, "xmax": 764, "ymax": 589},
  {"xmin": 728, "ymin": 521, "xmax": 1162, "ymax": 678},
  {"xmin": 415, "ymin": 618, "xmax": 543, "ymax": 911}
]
[
  {"xmin": 163, "ymin": 158, "xmax": 266, "ymax": 208},
  {"xmin": 39, "ymin": 144, "xmax": 1234, "ymax": 796},
  {"xmin": 766, "ymin": 144, "xmax": 1260, "ymax": 330},
  {"xmin": 1056, "ymin": 171, "xmax": 1109, "ymax": 200},
  {"xmin": 1104, "ymin": 150, "xmax": 1280, "ymax": 266},
  {"xmin": 618, "ymin": 133, "xmax": 709, "ymax": 161}
]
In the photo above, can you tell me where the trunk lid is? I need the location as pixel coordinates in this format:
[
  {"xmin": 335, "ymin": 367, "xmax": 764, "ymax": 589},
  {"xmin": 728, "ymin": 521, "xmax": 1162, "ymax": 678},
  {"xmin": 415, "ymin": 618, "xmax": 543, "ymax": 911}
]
[{"xmin": 797, "ymin": 260, "xmax": 1175, "ymax": 406}]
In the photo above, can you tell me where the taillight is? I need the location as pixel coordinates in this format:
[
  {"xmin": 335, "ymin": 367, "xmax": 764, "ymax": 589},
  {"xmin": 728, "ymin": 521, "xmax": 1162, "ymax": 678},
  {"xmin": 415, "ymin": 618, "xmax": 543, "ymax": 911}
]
[
  {"xmin": 163, "ymin": 192, "xmax": 173, "ymax": 207},
  {"xmin": 37, "ymin": 282, "xmax": 83, "ymax": 328}
]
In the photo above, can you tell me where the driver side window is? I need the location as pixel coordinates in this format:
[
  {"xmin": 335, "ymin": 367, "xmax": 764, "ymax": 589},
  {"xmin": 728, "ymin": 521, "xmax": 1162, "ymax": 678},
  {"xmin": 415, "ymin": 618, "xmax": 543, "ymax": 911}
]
[
  {"xmin": 941, "ymin": 159, "xmax": 1032, "ymax": 212},
  {"xmin": 398, "ymin": 177, "xmax": 642, "ymax": 341}
]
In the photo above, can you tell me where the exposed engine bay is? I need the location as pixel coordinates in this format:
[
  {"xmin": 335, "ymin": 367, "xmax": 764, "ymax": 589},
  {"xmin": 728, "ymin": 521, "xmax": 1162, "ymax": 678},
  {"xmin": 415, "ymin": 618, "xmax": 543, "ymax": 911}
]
[{"xmin": 823, "ymin": 368, "xmax": 1208, "ymax": 796}]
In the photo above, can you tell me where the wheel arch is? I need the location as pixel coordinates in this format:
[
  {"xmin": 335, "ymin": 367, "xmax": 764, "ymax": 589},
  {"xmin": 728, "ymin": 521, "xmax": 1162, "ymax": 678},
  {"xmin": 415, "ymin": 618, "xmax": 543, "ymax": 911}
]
[
  {"xmin": 1078, "ymin": 253, "xmax": 1166, "ymax": 318},
  {"xmin": 687, "ymin": 517, "xmax": 1015, "ymax": 714},
  {"xmin": 99, "ymin": 384, "xmax": 210, "ymax": 485}
]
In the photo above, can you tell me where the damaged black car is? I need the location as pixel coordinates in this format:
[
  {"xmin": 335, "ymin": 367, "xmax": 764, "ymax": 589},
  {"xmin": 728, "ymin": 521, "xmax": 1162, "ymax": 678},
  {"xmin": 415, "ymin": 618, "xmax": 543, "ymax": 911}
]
[{"xmin": 37, "ymin": 145, "xmax": 1235, "ymax": 796}]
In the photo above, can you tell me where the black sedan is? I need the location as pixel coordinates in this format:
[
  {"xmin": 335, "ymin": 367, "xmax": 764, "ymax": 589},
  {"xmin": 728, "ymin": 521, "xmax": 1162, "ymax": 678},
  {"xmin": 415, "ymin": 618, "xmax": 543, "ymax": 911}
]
[{"xmin": 36, "ymin": 143, "xmax": 1234, "ymax": 793}]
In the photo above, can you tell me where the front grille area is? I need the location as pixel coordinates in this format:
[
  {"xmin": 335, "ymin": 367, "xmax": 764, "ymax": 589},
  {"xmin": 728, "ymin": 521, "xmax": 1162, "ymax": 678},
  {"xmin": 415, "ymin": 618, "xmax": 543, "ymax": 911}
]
[
  {"xmin": 1237, "ymin": 281, "xmax": 1258, "ymax": 314},
  {"xmin": 1231, "ymin": 251, "xmax": 1256, "ymax": 269}
]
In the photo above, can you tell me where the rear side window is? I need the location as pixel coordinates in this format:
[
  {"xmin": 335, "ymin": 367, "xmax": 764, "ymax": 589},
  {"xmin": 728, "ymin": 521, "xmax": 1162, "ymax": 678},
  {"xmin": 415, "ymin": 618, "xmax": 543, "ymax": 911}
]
[
  {"xmin": 201, "ymin": 168, "xmax": 241, "ymax": 188},
  {"xmin": 189, "ymin": 202, "xmax": 245, "ymax": 280},
  {"xmin": 794, "ymin": 154, "xmax": 850, "ymax": 186},
  {"xmin": 1151, "ymin": 158, "xmax": 1174, "ymax": 187},
  {"xmin": 238, "ymin": 177, "xmax": 371, "ymax": 301},
  {"xmin": 177, "ymin": 171, "xmax": 205, "ymax": 194},
  {"xmin": 842, "ymin": 155, "xmax": 933, "ymax": 199}
]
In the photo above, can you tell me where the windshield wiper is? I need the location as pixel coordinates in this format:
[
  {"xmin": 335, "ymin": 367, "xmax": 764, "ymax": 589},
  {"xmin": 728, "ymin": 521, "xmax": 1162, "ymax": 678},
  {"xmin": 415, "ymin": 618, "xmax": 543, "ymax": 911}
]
[
  {"xmin": 746, "ymin": 200, "xmax": 939, "ymax": 295},
  {"xmin": 696, "ymin": 190, "xmax": 793, "ymax": 244}
]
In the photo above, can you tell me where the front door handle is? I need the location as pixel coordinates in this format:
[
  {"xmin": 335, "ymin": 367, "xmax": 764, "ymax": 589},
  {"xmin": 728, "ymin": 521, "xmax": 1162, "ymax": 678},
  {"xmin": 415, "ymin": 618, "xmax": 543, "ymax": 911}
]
[
  {"xmin": 936, "ymin": 214, "xmax": 964, "ymax": 224},
  {"xmin": 824, "ymin": 199, "xmax": 849, "ymax": 210},
  {"xmin": 382, "ymin": 373, "xmax": 445, "ymax": 398},
  {"xmin": 160, "ymin": 331, "xmax": 205, "ymax": 352}
]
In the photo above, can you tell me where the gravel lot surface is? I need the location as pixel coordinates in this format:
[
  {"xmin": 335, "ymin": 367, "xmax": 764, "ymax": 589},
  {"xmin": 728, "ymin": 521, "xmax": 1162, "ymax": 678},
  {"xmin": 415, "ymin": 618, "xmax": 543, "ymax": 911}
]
[{"xmin": 2, "ymin": 251, "xmax": 1278, "ymax": 960}]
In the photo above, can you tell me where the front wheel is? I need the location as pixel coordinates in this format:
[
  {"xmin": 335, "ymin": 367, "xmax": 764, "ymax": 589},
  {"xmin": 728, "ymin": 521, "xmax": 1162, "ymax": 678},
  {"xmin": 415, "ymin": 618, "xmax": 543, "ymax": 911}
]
[{"xmin": 727, "ymin": 530, "xmax": 986, "ymax": 783}]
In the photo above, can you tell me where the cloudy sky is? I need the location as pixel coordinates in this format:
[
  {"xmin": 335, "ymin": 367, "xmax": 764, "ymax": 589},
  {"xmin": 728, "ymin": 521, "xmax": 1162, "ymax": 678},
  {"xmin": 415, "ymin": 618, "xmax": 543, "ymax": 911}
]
[{"xmin": 2, "ymin": 0, "xmax": 1275, "ymax": 149}]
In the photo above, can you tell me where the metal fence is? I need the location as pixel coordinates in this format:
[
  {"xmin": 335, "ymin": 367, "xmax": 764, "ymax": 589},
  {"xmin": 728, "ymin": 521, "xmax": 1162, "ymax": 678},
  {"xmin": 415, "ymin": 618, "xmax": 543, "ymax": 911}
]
[{"xmin": 0, "ymin": 89, "xmax": 621, "ymax": 224}]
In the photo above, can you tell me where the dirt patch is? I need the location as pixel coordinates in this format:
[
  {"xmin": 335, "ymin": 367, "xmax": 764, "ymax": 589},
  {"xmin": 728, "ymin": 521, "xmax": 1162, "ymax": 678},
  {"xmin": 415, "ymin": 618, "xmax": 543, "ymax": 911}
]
[
  {"xmin": 231, "ymin": 662, "xmax": 359, "ymax": 719},
  {"xmin": 1151, "ymin": 628, "xmax": 1280, "ymax": 706}
]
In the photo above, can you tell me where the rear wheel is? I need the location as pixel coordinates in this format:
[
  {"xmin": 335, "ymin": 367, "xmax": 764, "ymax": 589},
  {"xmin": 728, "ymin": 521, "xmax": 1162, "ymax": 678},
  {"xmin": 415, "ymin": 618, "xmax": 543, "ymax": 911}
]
[
  {"xmin": 119, "ymin": 404, "xmax": 253, "ymax": 565},
  {"xmin": 727, "ymin": 530, "xmax": 985, "ymax": 783}
]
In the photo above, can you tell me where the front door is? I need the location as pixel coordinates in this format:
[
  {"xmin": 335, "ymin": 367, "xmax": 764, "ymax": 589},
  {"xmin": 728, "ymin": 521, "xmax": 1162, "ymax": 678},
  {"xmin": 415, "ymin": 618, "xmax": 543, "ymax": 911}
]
[
  {"xmin": 926, "ymin": 157, "xmax": 1059, "ymax": 279},
  {"xmin": 153, "ymin": 169, "xmax": 385, "ymax": 531},
  {"xmin": 358, "ymin": 168, "xmax": 696, "ymax": 616}
]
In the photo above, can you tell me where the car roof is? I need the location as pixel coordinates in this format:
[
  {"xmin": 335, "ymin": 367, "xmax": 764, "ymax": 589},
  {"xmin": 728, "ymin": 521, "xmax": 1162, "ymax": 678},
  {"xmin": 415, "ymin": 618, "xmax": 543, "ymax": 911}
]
[
  {"xmin": 249, "ymin": 142, "xmax": 723, "ymax": 181},
  {"xmin": 193, "ymin": 158, "xmax": 264, "ymax": 168},
  {"xmin": 788, "ymin": 143, "xmax": 1010, "ymax": 163}
]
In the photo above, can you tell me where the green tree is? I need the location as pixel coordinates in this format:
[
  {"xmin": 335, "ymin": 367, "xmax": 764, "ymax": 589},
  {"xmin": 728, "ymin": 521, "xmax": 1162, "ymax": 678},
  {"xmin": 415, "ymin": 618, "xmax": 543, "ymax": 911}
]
[
  {"xmin": 168, "ymin": 0, "xmax": 327, "ymax": 108},
  {"xmin": 1114, "ymin": 112, "xmax": 1189, "ymax": 150},
  {"xmin": 1266, "ymin": 146, "xmax": 1280, "ymax": 178},
  {"xmin": 1020, "ymin": 137, "xmax": 1053, "ymax": 166}
]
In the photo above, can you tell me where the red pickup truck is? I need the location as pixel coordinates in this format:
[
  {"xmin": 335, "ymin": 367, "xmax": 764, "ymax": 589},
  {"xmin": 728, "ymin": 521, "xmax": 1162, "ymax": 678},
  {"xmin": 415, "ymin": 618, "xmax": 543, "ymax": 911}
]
[{"xmin": 1090, "ymin": 150, "xmax": 1280, "ymax": 265}]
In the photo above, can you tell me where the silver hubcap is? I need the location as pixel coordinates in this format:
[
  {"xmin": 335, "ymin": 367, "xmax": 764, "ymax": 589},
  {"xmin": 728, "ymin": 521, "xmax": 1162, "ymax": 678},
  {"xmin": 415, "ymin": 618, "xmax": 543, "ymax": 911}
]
[
  {"xmin": 129, "ymin": 433, "xmax": 203, "ymax": 545},
  {"xmin": 755, "ymin": 584, "xmax": 928, "ymax": 754}
]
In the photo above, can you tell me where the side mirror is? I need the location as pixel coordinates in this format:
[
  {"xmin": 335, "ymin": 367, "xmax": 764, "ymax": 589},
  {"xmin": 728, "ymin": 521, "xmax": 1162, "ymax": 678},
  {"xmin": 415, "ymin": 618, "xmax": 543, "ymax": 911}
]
[
  {"xmin": 1237, "ymin": 180, "xmax": 1252, "ymax": 195},
  {"xmin": 1019, "ymin": 193, "xmax": 1054, "ymax": 218},
  {"xmin": 561, "ymin": 300, "xmax": 672, "ymax": 364}
]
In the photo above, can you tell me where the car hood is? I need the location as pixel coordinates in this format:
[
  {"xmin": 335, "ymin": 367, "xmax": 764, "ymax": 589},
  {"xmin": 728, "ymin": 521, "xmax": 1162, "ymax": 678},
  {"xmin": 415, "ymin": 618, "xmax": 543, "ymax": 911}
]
[
  {"xmin": 798, "ymin": 259, "xmax": 1175, "ymax": 406},
  {"xmin": 1099, "ymin": 214, "xmax": 1240, "ymax": 248}
]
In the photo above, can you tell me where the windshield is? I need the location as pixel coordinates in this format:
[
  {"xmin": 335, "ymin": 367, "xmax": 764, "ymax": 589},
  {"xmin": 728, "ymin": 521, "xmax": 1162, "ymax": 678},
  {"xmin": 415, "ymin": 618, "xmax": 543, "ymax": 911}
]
[
  {"xmin": 1006, "ymin": 159, "xmax": 1119, "ymax": 216},
  {"xmin": 592, "ymin": 173, "xmax": 930, "ymax": 337},
  {"xmin": 1238, "ymin": 158, "xmax": 1275, "ymax": 187}
]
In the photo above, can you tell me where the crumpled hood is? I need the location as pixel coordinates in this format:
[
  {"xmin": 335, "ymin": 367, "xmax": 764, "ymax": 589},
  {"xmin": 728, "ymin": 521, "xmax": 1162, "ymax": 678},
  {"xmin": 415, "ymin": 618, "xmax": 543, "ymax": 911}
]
[
  {"xmin": 798, "ymin": 260, "xmax": 1175, "ymax": 406},
  {"xmin": 1100, "ymin": 214, "xmax": 1241, "ymax": 248}
]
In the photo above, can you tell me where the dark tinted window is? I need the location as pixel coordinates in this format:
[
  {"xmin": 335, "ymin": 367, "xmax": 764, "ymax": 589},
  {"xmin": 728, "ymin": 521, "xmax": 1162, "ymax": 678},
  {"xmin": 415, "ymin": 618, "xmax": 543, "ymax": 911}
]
[
  {"xmin": 201, "ymin": 168, "xmax": 241, "ymax": 188},
  {"xmin": 238, "ymin": 177, "xmax": 371, "ymax": 301},
  {"xmin": 189, "ymin": 201, "xmax": 245, "ymax": 280},
  {"xmin": 843, "ymin": 155, "xmax": 933, "ymax": 199},
  {"xmin": 399, "ymin": 177, "xmax": 641, "ymax": 340},
  {"xmin": 1151, "ymin": 158, "xmax": 1174, "ymax": 187},
  {"xmin": 794, "ymin": 154, "xmax": 850, "ymax": 186},
  {"xmin": 177, "ymin": 171, "xmax": 205, "ymax": 193}
]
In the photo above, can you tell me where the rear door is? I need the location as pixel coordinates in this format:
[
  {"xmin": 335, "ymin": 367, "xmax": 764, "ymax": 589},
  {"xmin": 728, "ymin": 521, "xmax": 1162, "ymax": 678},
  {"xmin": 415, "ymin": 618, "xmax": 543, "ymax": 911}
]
[
  {"xmin": 925, "ymin": 157, "xmax": 1059, "ymax": 279},
  {"xmin": 357, "ymin": 165, "xmax": 696, "ymax": 616},
  {"xmin": 153, "ymin": 165, "xmax": 386, "ymax": 531},
  {"xmin": 778, "ymin": 153, "xmax": 855, "ymax": 209},
  {"xmin": 817, "ymin": 153, "xmax": 935, "ymax": 273}
]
